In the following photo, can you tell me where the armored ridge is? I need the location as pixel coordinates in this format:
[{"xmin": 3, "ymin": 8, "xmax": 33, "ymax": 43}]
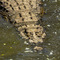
[{"xmin": 0, "ymin": 0, "xmax": 46, "ymax": 51}]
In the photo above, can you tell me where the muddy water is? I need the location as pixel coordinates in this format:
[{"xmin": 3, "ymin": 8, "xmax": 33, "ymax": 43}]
[{"xmin": 0, "ymin": 0, "xmax": 60, "ymax": 60}]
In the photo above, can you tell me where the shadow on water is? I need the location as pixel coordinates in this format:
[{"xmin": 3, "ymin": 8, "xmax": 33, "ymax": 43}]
[{"xmin": 0, "ymin": 0, "xmax": 60, "ymax": 60}]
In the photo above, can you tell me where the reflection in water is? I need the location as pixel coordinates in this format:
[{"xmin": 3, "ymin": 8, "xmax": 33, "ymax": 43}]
[{"xmin": 0, "ymin": 0, "xmax": 60, "ymax": 60}]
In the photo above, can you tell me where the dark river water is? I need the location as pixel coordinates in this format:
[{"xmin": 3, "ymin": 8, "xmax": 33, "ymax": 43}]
[{"xmin": 0, "ymin": 0, "xmax": 60, "ymax": 60}]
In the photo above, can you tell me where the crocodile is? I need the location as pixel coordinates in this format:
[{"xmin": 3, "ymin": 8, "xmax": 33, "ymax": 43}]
[{"xmin": 0, "ymin": 0, "xmax": 46, "ymax": 51}]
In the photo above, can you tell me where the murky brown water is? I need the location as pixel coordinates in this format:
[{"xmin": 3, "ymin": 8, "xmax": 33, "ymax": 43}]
[{"xmin": 0, "ymin": 0, "xmax": 60, "ymax": 60}]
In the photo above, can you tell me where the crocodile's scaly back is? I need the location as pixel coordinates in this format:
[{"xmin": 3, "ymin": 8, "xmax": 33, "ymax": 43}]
[{"xmin": 0, "ymin": 0, "xmax": 46, "ymax": 51}]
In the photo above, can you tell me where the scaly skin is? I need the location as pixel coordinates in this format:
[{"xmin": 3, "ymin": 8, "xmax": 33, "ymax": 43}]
[{"xmin": 0, "ymin": 0, "xmax": 46, "ymax": 51}]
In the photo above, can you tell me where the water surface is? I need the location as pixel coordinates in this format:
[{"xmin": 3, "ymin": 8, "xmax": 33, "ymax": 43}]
[{"xmin": 0, "ymin": 0, "xmax": 60, "ymax": 60}]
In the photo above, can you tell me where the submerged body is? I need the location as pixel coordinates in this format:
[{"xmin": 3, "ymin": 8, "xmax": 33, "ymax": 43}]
[{"xmin": 0, "ymin": 0, "xmax": 46, "ymax": 51}]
